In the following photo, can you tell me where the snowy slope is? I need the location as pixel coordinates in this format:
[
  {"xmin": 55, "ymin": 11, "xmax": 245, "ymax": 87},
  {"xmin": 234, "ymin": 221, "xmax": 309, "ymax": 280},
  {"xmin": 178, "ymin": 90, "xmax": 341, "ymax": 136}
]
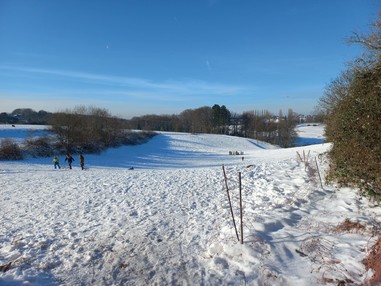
[
  {"xmin": 294, "ymin": 124, "xmax": 325, "ymax": 146},
  {"xmin": 0, "ymin": 125, "xmax": 380, "ymax": 285}
]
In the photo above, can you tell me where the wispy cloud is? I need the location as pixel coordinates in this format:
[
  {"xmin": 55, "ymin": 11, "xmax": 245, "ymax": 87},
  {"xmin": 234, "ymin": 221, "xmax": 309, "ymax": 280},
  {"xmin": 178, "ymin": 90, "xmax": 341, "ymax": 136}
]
[
  {"xmin": 0, "ymin": 65, "xmax": 250, "ymax": 99},
  {"xmin": 206, "ymin": 59, "xmax": 212, "ymax": 74}
]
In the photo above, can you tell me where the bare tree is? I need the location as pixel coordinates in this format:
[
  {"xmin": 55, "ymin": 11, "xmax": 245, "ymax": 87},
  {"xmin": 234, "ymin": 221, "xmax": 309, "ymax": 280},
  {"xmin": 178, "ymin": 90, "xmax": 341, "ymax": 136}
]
[
  {"xmin": 348, "ymin": 10, "xmax": 381, "ymax": 64},
  {"xmin": 49, "ymin": 106, "xmax": 125, "ymax": 153}
]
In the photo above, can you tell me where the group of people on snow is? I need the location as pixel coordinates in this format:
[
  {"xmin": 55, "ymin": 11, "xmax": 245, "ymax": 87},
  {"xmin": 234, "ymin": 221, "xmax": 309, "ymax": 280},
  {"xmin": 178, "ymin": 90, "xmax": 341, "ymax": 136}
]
[{"xmin": 53, "ymin": 154, "xmax": 85, "ymax": 170}]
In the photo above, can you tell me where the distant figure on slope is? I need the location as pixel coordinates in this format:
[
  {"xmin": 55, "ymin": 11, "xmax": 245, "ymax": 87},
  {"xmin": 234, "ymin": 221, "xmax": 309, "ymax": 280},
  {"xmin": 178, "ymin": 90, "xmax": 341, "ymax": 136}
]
[
  {"xmin": 53, "ymin": 156, "xmax": 60, "ymax": 169},
  {"xmin": 65, "ymin": 154, "xmax": 74, "ymax": 169},
  {"xmin": 79, "ymin": 154, "xmax": 85, "ymax": 170}
]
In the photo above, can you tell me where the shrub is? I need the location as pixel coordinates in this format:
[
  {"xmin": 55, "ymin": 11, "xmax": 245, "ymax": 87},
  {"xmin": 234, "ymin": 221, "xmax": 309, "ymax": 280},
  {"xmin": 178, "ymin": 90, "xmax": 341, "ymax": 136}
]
[
  {"xmin": 0, "ymin": 138, "xmax": 23, "ymax": 160},
  {"xmin": 23, "ymin": 137, "xmax": 54, "ymax": 158},
  {"xmin": 322, "ymin": 11, "xmax": 381, "ymax": 198},
  {"xmin": 325, "ymin": 63, "xmax": 381, "ymax": 195},
  {"xmin": 120, "ymin": 131, "xmax": 157, "ymax": 145},
  {"xmin": 49, "ymin": 106, "xmax": 131, "ymax": 153}
]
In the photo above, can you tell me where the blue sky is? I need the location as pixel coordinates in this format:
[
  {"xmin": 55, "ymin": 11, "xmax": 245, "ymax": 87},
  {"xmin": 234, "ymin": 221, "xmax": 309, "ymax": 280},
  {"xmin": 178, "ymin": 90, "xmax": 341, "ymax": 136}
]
[{"xmin": 0, "ymin": 0, "xmax": 378, "ymax": 118}]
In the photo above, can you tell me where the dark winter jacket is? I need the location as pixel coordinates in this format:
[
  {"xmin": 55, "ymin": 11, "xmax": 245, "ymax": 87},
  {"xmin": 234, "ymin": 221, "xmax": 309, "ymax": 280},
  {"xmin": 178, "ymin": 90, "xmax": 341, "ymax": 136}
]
[{"xmin": 65, "ymin": 155, "xmax": 74, "ymax": 163}]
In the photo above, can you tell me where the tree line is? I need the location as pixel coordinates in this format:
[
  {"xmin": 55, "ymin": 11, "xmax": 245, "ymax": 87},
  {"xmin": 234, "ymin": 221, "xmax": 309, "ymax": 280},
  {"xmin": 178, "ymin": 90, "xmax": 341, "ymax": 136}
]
[
  {"xmin": 126, "ymin": 104, "xmax": 307, "ymax": 148},
  {"xmin": 0, "ymin": 106, "xmax": 155, "ymax": 160},
  {"xmin": 316, "ymin": 10, "xmax": 381, "ymax": 198},
  {"xmin": 126, "ymin": 104, "xmax": 231, "ymax": 134},
  {"xmin": 0, "ymin": 108, "xmax": 52, "ymax": 125},
  {"xmin": 1, "ymin": 103, "xmax": 313, "ymax": 160}
]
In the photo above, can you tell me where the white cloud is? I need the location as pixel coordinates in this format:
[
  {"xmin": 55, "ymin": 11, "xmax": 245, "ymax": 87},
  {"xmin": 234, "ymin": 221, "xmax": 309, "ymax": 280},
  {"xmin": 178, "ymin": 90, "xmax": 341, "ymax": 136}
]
[
  {"xmin": 0, "ymin": 65, "xmax": 252, "ymax": 100},
  {"xmin": 0, "ymin": 65, "xmax": 258, "ymax": 117}
]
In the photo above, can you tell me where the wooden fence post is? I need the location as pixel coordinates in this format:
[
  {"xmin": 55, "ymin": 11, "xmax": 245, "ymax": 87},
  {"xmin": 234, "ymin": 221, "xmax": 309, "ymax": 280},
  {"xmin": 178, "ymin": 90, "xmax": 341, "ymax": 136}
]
[
  {"xmin": 239, "ymin": 172, "xmax": 243, "ymax": 244},
  {"xmin": 315, "ymin": 156, "xmax": 324, "ymax": 190},
  {"xmin": 222, "ymin": 165, "xmax": 240, "ymax": 242}
]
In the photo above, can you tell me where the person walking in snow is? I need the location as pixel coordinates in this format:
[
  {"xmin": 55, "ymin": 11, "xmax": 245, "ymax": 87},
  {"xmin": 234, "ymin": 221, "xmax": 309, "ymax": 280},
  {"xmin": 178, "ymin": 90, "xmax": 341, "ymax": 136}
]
[
  {"xmin": 65, "ymin": 154, "xmax": 74, "ymax": 169},
  {"xmin": 53, "ymin": 156, "xmax": 60, "ymax": 169},
  {"xmin": 79, "ymin": 154, "xmax": 85, "ymax": 170}
]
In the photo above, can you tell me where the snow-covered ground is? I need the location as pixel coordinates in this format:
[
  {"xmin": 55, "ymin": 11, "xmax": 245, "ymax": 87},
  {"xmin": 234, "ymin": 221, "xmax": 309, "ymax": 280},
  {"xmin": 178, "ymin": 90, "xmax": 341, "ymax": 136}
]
[
  {"xmin": 294, "ymin": 124, "xmax": 325, "ymax": 146},
  {"xmin": 0, "ymin": 124, "xmax": 380, "ymax": 285}
]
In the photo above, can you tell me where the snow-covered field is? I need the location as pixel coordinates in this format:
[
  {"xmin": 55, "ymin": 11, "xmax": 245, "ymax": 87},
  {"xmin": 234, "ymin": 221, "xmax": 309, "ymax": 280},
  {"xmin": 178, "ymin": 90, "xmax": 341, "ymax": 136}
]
[
  {"xmin": 294, "ymin": 124, "xmax": 325, "ymax": 146},
  {"xmin": 0, "ymin": 124, "xmax": 380, "ymax": 285}
]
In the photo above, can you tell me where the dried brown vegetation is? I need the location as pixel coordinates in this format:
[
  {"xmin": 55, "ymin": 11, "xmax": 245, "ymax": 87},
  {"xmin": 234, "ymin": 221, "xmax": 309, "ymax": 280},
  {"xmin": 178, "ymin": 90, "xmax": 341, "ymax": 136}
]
[
  {"xmin": 363, "ymin": 236, "xmax": 381, "ymax": 286},
  {"xmin": 333, "ymin": 218, "xmax": 366, "ymax": 234}
]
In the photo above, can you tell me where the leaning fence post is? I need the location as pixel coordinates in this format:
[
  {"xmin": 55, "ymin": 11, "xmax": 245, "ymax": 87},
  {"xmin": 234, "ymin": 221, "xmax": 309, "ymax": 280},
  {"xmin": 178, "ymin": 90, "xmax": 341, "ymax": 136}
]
[
  {"xmin": 239, "ymin": 172, "xmax": 243, "ymax": 244},
  {"xmin": 222, "ymin": 165, "xmax": 240, "ymax": 242},
  {"xmin": 315, "ymin": 156, "xmax": 324, "ymax": 190}
]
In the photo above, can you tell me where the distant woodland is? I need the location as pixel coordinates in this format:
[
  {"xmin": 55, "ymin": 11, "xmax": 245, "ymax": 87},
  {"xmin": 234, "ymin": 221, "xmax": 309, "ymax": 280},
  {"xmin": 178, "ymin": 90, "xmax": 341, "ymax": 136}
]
[
  {"xmin": 0, "ymin": 108, "xmax": 52, "ymax": 125},
  {"xmin": 1, "ymin": 106, "xmax": 321, "ymax": 149}
]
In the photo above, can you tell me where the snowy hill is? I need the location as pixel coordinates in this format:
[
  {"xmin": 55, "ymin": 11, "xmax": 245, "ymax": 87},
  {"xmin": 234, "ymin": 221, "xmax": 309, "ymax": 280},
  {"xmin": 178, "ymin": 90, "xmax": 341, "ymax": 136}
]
[{"xmin": 0, "ymin": 125, "xmax": 380, "ymax": 285}]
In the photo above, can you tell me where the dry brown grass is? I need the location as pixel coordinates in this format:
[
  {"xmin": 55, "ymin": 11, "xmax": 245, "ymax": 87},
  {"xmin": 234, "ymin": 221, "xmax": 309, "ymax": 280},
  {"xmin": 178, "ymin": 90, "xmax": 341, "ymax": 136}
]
[
  {"xmin": 331, "ymin": 218, "xmax": 381, "ymax": 285},
  {"xmin": 363, "ymin": 235, "xmax": 381, "ymax": 286},
  {"xmin": 333, "ymin": 218, "xmax": 366, "ymax": 234}
]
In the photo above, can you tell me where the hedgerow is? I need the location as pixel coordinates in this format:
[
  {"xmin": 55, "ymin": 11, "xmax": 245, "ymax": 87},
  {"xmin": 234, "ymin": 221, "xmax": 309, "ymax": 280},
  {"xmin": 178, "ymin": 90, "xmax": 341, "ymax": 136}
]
[{"xmin": 322, "ymin": 11, "xmax": 381, "ymax": 199}]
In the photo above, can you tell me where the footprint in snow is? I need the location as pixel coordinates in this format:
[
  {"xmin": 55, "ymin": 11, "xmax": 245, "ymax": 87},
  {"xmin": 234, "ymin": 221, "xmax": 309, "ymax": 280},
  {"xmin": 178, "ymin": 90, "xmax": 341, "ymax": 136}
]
[
  {"xmin": 214, "ymin": 257, "xmax": 229, "ymax": 270},
  {"xmin": 129, "ymin": 210, "xmax": 138, "ymax": 217}
]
